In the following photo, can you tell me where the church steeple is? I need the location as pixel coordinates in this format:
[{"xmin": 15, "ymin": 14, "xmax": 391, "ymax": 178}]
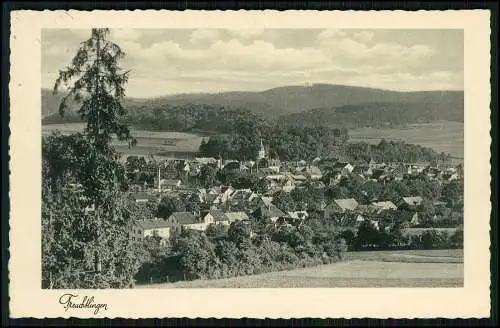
[{"xmin": 257, "ymin": 137, "xmax": 266, "ymax": 160}]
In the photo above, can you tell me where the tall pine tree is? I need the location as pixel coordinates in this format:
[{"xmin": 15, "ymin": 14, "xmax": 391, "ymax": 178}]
[{"xmin": 42, "ymin": 28, "xmax": 143, "ymax": 288}]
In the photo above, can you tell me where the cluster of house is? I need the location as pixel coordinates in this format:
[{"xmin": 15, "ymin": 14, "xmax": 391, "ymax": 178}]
[
  {"xmin": 131, "ymin": 209, "xmax": 250, "ymax": 243},
  {"xmin": 130, "ymin": 180, "xmax": 463, "ymax": 246},
  {"xmin": 123, "ymin": 144, "xmax": 463, "ymax": 245},
  {"xmin": 131, "ymin": 189, "xmax": 309, "ymax": 244},
  {"xmin": 323, "ymin": 196, "xmax": 422, "ymax": 230},
  {"xmin": 123, "ymin": 148, "xmax": 463, "ymax": 197}
]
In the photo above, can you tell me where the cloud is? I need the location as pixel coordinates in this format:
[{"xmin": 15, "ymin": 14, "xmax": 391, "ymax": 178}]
[
  {"xmin": 111, "ymin": 29, "xmax": 143, "ymax": 41},
  {"xmin": 352, "ymin": 31, "xmax": 374, "ymax": 43},
  {"xmin": 189, "ymin": 29, "xmax": 221, "ymax": 45},
  {"xmin": 228, "ymin": 29, "xmax": 265, "ymax": 40},
  {"xmin": 42, "ymin": 28, "xmax": 463, "ymax": 97},
  {"xmin": 120, "ymin": 38, "xmax": 328, "ymax": 75},
  {"xmin": 319, "ymin": 33, "xmax": 437, "ymax": 70},
  {"xmin": 316, "ymin": 29, "xmax": 347, "ymax": 42}
]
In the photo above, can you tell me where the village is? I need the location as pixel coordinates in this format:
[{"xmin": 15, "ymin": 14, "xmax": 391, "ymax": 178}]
[
  {"xmin": 37, "ymin": 27, "xmax": 472, "ymax": 292},
  {"xmin": 119, "ymin": 138, "xmax": 464, "ymax": 248}
]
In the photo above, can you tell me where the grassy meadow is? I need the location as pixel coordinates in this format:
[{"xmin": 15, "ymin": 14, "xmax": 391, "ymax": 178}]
[
  {"xmin": 348, "ymin": 121, "xmax": 464, "ymax": 159},
  {"xmin": 42, "ymin": 123, "xmax": 206, "ymax": 157},
  {"xmin": 138, "ymin": 249, "xmax": 464, "ymax": 288},
  {"xmin": 43, "ymin": 120, "xmax": 463, "ymax": 159}
]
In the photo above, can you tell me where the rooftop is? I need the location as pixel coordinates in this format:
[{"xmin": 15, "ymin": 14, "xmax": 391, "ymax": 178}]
[
  {"xmin": 136, "ymin": 219, "xmax": 174, "ymax": 230},
  {"xmin": 168, "ymin": 212, "xmax": 199, "ymax": 225},
  {"xmin": 333, "ymin": 198, "xmax": 359, "ymax": 211},
  {"xmin": 224, "ymin": 211, "xmax": 250, "ymax": 222}
]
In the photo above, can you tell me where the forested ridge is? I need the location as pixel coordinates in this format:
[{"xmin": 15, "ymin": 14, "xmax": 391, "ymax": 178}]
[
  {"xmin": 42, "ymin": 85, "xmax": 464, "ymax": 130},
  {"xmin": 279, "ymin": 96, "xmax": 464, "ymax": 129}
]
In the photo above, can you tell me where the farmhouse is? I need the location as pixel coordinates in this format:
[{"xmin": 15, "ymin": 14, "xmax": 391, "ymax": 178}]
[
  {"xmin": 356, "ymin": 204, "xmax": 384, "ymax": 217},
  {"xmin": 306, "ymin": 166, "xmax": 323, "ymax": 180},
  {"xmin": 194, "ymin": 157, "xmax": 217, "ymax": 165},
  {"xmin": 202, "ymin": 209, "xmax": 229, "ymax": 226},
  {"xmin": 132, "ymin": 219, "xmax": 174, "ymax": 244},
  {"xmin": 371, "ymin": 201, "xmax": 398, "ymax": 211},
  {"xmin": 292, "ymin": 174, "xmax": 308, "ymax": 183},
  {"xmin": 324, "ymin": 198, "xmax": 359, "ymax": 217},
  {"xmin": 229, "ymin": 189, "xmax": 255, "ymax": 201},
  {"xmin": 253, "ymin": 204, "xmax": 287, "ymax": 223},
  {"xmin": 132, "ymin": 192, "xmax": 157, "ymax": 203},
  {"xmin": 160, "ymin": 179, "xmax": 182, "ymax": 189},
  {"xmin": 224, "ymin": 211, "xmax": 250, "ymax": 223},
  {"xmin": 398, "ymin": 196, "xmax": 424, "ymax": 210},
  {"xmin": 332, "ymin": 162, "xmax": 354, "ymax": 175},
  {"xmin": 167, "ymin": 211, "xmax": 209, "ymax": 231}
]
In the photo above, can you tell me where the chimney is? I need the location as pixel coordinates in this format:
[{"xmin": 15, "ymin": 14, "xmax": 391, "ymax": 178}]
[{"xmin": 158, "ymin": 166, "xmax": 161, "ymax": 193}]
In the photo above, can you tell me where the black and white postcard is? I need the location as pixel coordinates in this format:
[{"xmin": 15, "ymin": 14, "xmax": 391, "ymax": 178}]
[{"xmin": 8, "ymin": 9, "xmax": 491, "ymax": 318}]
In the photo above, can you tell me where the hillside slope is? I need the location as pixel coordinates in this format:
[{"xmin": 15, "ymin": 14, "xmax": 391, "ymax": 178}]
[
  {"xmin": 279, "ymin": 93, "xmax": 464, "ymax": 129},
  {"xmin": 42, "ymin": 84, "xmax": 464, "ymax": 123}
]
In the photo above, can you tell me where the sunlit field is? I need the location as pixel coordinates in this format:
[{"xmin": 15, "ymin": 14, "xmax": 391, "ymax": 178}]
[
  {"xmin": 138, "ymin": 249, "xmax": 464, "ymax": 288},
  {"xmin": 349, "ymin": 121, "xmax": 464, "ymax": 159},
  {"xmin": 43, "ymin": 121, "xmax": 463, "ymax": 160},
  {"xmin": 42, "ymin": 123, "xmax": 205, "ymax": 157}
]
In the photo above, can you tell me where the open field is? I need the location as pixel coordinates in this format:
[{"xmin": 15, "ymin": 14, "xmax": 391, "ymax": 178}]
[
  {"xmin": 344, "ymin": 248, "xmax": 463, "ymax": 263},
  {"xmin": 348, "ymin": 121, "xmax": 464, "ymax": 159},
  {"xmin": 138, "ymin": 249, "xmax": 463, "ymax": 288},
  {"xmin": 43, "ymin": 123, "xmax": 206, "ymax": 157},
  {"xmin": 43, "ymin": 121, "xmax": 464, "ymax": 160}
]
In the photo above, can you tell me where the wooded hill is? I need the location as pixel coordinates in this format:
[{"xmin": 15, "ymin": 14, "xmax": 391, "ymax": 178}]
[
  {"xmin": 278, "ymin": 96, "xmax": 463, "ymax": 129},
  {"xmin": 42, "ymin": 84, "xmax": 464, "ymax": 130}
]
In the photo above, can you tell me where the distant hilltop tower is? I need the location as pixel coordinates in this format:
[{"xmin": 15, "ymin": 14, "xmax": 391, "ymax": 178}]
[{"xmin": 257, "ymin": 138, "xmax": 266, "ymax": 161}]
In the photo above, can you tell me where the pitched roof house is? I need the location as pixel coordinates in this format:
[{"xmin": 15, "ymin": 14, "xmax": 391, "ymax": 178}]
[
  {"xmin": 167, "ymin": 211, "xmax": 215, "ymax": 231},
  {"xmin": 167, "ymin": 212, "xmax": 198, "ymax": 225},
  {"xmin": 332, "ymin": 198, "xmax": 359, "ymax": 211},
  {"xmin": 371, "ymin": 201, "xmax": 398, "ymax": 211},
  {"xmin": 253, "ymin": 204, "xmax": 287, "ymax": 222},
  {"xmin": 229, "ymin": 189, "xmax": 255, "ymax": 202},
  {"xmin": 194, "ymin": 157, "xmax": 217, "ymax": 165},
  {"xmin": 132, "ymin": 219, "xmax": 175, "ymax": 243},
  {"xmin": 202, "ymin": 209, "xmax": 229, "ymax": 225},
  {"xmin": 398, "ymin": 196, "xmax": 424, "ymax": 209},
  {"xmin": 305, "ymin": 166, "xmax": 323, "ymax": 180},
  {"xmin": 132, "ymin": 192, "xmax": 157, "ymax": 203},
  {"xmin": 332, "ymin": 162, "xmax": 354, "ymax": 174},
  {"xmin": 224, "ymin": 211, "xmax": 250, "ymax": 223},
  {"xmin": 160, "ymin": 179, "xmax": 182, "ymax": 189},
  {"xmin": 324, "ymin": 198, "xmax": 359, "ymax": 217},
  {"xmin": 356, "ymin": 204, "xmax": 384, "ymax": 216},
  {"xmin": 204, "ymin": 193, "xmax": 220, "ymax": 205}
]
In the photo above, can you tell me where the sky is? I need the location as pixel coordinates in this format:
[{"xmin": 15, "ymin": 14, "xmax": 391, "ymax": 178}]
[{"xmin": 42, "ymin": 28, "xmax": 464, "ymax": 98}]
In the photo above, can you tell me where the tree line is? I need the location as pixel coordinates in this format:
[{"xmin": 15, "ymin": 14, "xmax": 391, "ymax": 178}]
[
  {"xmin": 339, "ymin": 220, "xmax": 463, "ymax": 251},
  {"xmin": 135, "ymin": 214, "xmax": 347, "ymax": 284},
  {"xmin": 199, "ymin": 124, "xmax": 444, "ymax": 163}
]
